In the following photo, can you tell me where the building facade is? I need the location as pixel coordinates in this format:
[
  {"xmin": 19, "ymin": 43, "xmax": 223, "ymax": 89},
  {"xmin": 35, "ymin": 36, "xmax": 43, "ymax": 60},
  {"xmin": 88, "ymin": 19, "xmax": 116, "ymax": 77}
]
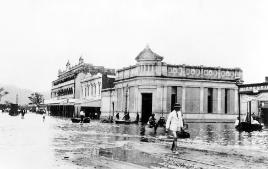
[
  {"xmin": 46, "ymin": 56, "xmax": 115, "ymax": 118},
  {"xmin": 101, "ymin": 46, "xmax": 243, "ymax": 122},
  {"xmin": 239, "ymin": 78, "xmax": 268, "ymax": 124},
  {"xmin": 80, "ymin": 73, "xmax": 115, "ymax": 119}
]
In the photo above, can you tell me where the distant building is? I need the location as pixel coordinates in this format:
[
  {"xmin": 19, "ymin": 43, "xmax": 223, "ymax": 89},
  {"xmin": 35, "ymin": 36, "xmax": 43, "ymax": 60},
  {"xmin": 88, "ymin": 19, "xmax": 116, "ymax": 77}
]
[
  {"xmin": 45, "ymin": 56, "xmax": 115, "ymax": 117},
  {"xmin": 101, "ymin": 46, "xmax": 243, "ymax": 122},
  {"xmin": 79, "ymin": 73, "xmax": 115, "ymax": 119},
  {"xmin": 239, "ymin": 78, "xmax": 268, "ymax": 124}
]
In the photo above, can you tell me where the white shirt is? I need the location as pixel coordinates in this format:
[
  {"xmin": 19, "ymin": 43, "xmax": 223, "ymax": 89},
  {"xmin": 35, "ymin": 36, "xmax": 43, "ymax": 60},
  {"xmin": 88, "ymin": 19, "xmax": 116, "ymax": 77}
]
[
  {"xmin": 234, "ymin": 119, "xmax": 239, "ymax": 126},
  {"xmin": 166, "ymin": 110, "xmax": 184, "ymax": 131},
  {"xmin": 80, "ymin": 111, "xmax": 85, "ymax": 116}
]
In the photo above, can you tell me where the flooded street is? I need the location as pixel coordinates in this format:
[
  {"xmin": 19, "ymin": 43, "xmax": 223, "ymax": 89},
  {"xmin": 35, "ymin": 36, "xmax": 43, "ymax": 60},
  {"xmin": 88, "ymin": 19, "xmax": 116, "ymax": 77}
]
[{"xmin": 1, "ymin": 113, "xmax": 268, "ymax": 169}]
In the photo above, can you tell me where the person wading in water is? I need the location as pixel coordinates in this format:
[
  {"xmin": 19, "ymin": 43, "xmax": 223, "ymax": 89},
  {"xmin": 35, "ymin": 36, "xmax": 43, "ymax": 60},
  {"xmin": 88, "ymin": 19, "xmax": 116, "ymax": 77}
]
[
  {"xmin": 166, "ymin": 103, "xmax": 183, "ymax": 153},
  {"xmin": 80, "ymin": 110, "xmax": 85, "ymax": 123}
]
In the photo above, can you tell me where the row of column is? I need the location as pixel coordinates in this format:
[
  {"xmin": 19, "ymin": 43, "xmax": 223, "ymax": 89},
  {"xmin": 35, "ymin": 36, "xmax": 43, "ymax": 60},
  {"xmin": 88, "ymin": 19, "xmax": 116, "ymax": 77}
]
[
  {"xmin": 114, "ymin": 85, "xmax": 238, "ymax": 115},
  {"xmin": 173, "ymin": 86, "xmax": 238, "ymax": 114}
]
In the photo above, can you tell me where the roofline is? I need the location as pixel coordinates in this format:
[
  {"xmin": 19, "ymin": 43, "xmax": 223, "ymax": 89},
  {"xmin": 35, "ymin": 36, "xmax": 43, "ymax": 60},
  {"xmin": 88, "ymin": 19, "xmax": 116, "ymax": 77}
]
[{"xmin": 239, "ymin": 82, "xmax": 268, "ymax": 87}]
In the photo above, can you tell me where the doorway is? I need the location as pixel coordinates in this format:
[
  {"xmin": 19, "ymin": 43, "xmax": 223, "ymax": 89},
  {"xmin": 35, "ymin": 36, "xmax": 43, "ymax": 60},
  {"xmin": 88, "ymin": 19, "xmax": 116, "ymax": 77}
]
[
  {"xmin": 141, "ymin": 93, "xmax": 152, "ymax": 124},
  {"xmin": 208, "ymin": 88, "xmax": 213, "ymax": 113},
  {"xmin": 262, "ymin": 108, "xmax": 268, "ymax": 125}
]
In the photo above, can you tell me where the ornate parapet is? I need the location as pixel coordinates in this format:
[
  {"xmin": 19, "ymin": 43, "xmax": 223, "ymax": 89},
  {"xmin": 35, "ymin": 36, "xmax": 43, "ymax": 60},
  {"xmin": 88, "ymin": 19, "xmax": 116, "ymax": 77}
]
[
  {"xmin": 167, "ymin": 64, "xmax": 242, "ymax": 81},
  {"xmin": 115, "ymin": 46, "xmax": 243, "ymax": 82}
]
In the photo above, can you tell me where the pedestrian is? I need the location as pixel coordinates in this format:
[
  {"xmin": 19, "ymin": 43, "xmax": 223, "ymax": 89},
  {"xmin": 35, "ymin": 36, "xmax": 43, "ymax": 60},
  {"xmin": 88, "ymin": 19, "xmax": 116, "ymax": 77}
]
[
  {"xmin": 42, "ymin": 112, "xmax": 46, "ymax": 122},
  {"xmin": 21, "ymin": 109, "xmax": 25, "ymax": 119},
  {"xmin": 135, "ymin": 112, "xmax": 139, "ymax": 122},
  {"xmin": 122, "ymin": 112, "xmax": 130, "ymax": 121},
  {"xmin": 80, "ymin": 110, "xmax": 85, "ymax": 123},
  {"xmin": 166, "ymin": 103, "xmax": 183, "ymax": 153},
  {"xmin": 116, "ymin": 112, "xmax": 120, "ymax": 120},
  {"xmin": 234, "ymin": 116, "xmax": 239, "ymax": 126},
  {"xmin": 148, "ymin": 113, "xmax": 158, "ymax": 133}
]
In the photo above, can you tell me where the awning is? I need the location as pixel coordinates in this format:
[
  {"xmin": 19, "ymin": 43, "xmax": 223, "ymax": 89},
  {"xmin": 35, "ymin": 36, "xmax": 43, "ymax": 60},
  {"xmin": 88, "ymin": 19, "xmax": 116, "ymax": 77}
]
[
  {"xmin": 79, "ymin": 99, "xmax": 101, "ymax": 107},
  {"xmin": 44, "ymin": 98, "xmax": 82, "ymax": 105},
  {"xmin": 68, "ymin": 99, "xmax": 82, "ymax": 104},
  {"xmin": 44, "ymin": 99, "xmax": 66, "ymax": 104}
]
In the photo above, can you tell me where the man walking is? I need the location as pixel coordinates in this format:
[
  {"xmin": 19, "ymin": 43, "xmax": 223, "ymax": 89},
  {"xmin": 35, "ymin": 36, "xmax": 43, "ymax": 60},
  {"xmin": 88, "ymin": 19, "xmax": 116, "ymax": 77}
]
[
  {"xmin": 80, "ymin": 110, "xmax": 85, "ymax": 123},
  {"xmin": 166, "ymin": 103, "xmax": 183, "ymax": 152}
]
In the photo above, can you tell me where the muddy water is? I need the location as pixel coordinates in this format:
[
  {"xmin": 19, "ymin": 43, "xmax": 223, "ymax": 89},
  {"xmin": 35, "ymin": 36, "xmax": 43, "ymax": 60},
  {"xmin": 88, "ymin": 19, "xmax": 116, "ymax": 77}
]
[{"xmin": 0, "ymin": 113, "xmax": 268, "ymax": 169}]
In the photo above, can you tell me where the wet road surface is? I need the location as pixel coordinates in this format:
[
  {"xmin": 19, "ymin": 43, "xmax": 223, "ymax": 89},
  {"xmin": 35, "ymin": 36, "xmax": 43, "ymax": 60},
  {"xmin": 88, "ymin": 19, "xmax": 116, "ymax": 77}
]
[{"xmin": 1, "ymin": 113, "xmax": 268, "ymax": 169}]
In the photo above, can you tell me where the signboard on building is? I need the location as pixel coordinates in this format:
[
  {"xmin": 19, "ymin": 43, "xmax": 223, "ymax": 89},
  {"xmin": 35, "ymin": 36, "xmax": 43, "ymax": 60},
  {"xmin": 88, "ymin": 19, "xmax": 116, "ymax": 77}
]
[{"xmin": 240, "ymin": 83, "xmax": 268, "ymax": 93}]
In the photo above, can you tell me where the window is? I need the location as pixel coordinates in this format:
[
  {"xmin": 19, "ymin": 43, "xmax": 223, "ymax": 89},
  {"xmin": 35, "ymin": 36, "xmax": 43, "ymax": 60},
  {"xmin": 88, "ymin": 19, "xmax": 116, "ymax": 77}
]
[
  {"xmin": 171, "ymin": 87, "xmax": 177, "ymax": 111},
  {"xmin": 225, "ymin": 89, "xmax": 229, "ymax": 114},
  {"xmin": 208, "ymin": 88, "xmax": 213, "ymax": 113}
]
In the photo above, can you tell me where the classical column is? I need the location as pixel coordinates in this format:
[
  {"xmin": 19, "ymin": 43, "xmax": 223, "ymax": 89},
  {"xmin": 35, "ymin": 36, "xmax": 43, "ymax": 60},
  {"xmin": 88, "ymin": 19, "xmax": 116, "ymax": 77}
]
[
  {"xmin": 230, "ymin": 89, "xmax": 235, "ymax": 114},
  {"xmin": 162, "ymin": 86, "xmax": 168, "ymax": 114},
  {"xmin": 213, "ymin": 88, "xmax": 218, "ymax": 113},
  {"xmin": 200, "ymin": 87, "xmax": 204, "ymax": 113},
  {"xmin": 167, "ymin": 86, "xmax": 172, "ymax": 113},
  {"xmin": 133, "ymin": 86, "xmax": 137, "ymax": 113},
  {"xmin": 177, "ymin": 87, "xmax": 183, "ymax": 113},
  {"xmin": 182, "ymin": 86, "xmax": 186, "ymax": 113},
  {"xmin": 217, "ymin": 88, "xmax": 222, "ymax": 114},
  {"xmin": 234, "ymin": 89, "xmax": 238, "ymax": 115}
]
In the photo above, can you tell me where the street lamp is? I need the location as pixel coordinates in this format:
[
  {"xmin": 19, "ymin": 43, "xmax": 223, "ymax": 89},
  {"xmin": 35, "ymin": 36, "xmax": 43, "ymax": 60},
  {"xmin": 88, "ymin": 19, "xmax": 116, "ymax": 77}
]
[
  {"xmin": 235, "ymin": 78, "xmax": 243, "ymax": 124},
  {"xmin": 124, "ymin": 85, "xmax": 129, "ymax": 120}
]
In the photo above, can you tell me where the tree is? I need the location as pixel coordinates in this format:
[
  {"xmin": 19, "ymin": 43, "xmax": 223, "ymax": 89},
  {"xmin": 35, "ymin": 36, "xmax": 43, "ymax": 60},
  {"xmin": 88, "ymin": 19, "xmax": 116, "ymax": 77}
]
[
  {"xmin": 0, "ymin": 88, "xmax": 8, "ymax": 102},
  {"xmin": 28, "ymin": 92, "xmax": 44, "ymax": 108}
]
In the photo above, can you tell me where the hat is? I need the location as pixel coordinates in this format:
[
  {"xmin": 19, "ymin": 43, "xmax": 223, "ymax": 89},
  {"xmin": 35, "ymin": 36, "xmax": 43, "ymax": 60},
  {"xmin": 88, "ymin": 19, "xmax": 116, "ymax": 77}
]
[{"xmin": 174, "ymin": 103, "xmax": 181, "ymax": 108}]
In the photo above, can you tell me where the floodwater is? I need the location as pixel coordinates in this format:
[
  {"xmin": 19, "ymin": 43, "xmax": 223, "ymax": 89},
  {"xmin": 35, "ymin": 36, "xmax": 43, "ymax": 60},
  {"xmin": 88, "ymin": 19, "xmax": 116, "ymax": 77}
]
[{"xmin": 0, "ymin": 113, "xmax": 268, "ymax": 169}]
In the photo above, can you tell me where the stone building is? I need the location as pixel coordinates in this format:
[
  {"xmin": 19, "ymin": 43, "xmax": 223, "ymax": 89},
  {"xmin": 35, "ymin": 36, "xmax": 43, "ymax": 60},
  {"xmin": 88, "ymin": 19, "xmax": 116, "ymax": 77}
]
[
  {"xmin": 101, "ymin": 46, "xmax": 243, "ymax": 122},
  {"xmin": 46, "ymin": 56, "xmax": 115, "ymax": 117},
  {"xmin": 239, "ymin": 77, "xmax": 268, "ymax": 124}
]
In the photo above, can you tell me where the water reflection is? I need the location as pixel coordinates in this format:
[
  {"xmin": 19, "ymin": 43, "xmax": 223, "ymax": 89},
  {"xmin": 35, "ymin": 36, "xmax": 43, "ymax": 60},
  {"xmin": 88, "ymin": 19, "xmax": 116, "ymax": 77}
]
[
  {"xmin": 186, "ymin": 123, "xmax": 268, "ymax": 151},
  {"xmin": 53, "ymin": 118, "xmax": 268, "ymax": 151},
  {"xmin": 206, "ymin": 124, "xmax": 214, "ymax": 142},
  {"xmin": 99, "ymin": 147, "xmax": 162, "ymax": 167}
]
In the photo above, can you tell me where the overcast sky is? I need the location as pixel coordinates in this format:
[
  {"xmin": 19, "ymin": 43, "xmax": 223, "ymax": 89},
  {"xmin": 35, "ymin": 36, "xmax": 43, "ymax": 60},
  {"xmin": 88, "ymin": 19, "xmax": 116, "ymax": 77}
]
[{"xmin": 0, "ymin": 0, "xmax": 268, "ymax": 92}]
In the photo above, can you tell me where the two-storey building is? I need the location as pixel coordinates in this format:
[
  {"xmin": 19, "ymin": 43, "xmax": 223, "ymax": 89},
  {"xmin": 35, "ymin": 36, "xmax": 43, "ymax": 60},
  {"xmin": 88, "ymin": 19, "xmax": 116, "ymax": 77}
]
[
  {"xmin": 46, "ymin": 56, "xmax": 115, "ymax": 118},
  {"xmin": 79, "ymin": 72, "xmax": 115, "ymax": 119},
  {"xmin": 46, "ymin": 57, "xmax": 88, "ymax": 117}
]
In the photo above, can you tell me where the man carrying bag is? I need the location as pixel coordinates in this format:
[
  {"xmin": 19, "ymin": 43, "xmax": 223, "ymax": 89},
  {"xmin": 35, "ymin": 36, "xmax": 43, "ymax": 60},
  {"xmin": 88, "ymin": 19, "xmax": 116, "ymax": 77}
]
[{"xmin": 166, "ymin": 103, "xmax": 184, "ymax": 152}]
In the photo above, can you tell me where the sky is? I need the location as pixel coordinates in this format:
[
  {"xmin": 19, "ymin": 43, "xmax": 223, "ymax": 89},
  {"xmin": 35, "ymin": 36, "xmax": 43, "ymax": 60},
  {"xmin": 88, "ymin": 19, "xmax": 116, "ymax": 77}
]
[{"xmin": 0, "ymin": 0, "xmax": 268, "ymax": 92}]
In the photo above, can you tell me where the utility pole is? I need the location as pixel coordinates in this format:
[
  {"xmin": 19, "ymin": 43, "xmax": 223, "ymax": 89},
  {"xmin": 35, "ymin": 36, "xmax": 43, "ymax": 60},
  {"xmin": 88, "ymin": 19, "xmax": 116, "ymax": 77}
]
[
  {"xmin": 124, "ymin": 85, "xmax": 129, "ymax": 120},
  {"xmin": 236, "ymin": 78, "xmax": 243, "ymax": 124},
  {"xmin": 124, "ymin": 85, "xmax": 128, "ymax": 114},
  {"xmin": 16, "ymin": 93, "xmax": 18, "ymax": 105}
]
